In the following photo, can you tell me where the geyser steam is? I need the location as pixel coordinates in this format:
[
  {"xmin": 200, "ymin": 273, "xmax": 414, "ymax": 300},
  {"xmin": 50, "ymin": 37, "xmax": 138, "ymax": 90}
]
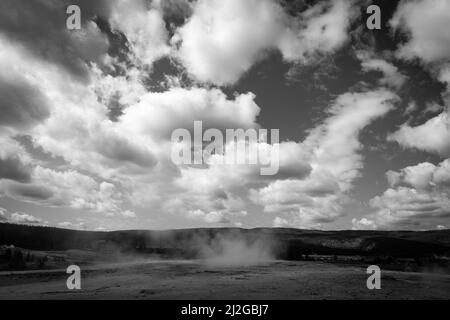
[{"xmin": 198, "ymin": 233, "xmax": 275, "ymax": 266}]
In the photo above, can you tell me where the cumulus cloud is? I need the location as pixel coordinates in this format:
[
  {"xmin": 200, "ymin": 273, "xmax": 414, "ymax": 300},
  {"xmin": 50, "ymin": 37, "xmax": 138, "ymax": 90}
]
[
  {"xmin": 120, "ymin": 87, "xmax": 261, "ymax": 138},
  {"xmin": 109, "ymin": 0, "xmax": 170, "ymax": 66},
  {"xmin": 0, "ymin": 208, "xmax": 43, "ymax": 225},
  {"xmin": 1, "ymin": 167, "xmax": 134, "ymax": 218},
  {"xmin": 32, "ymin": 167, "xmax": 132, "ymax": 217},
  {"xmin": 273, "ymin": 216, "xmax": 289, "ymax": 227},
  {"xmin": 0, "ymin": 181, "xmax": 53, "ymax": 201},
  {"xmin": 10, "ymin": 212, "xmax": 42, "ymax": 225},
  {"xmin": 391, "ymin": 0, "xmax": 450, "ymax": 64},
  {"xmin": 57, "ymin": 221, "xmax": 87, "ymax": 230},
  {"xmin": 167, "ymin": 137, "xmax": 312, "ymax": 225},
  {"xmin": 0, "ymin": 34, "xmax": 158, "ymax": 179},
  {"xmin": 278, "ymin": 0, "xmax": 358, "ymax": 61},
  {"xmin": 389, "ymin": 111, "xmax": 450, "ymax": 157},
  {"xmin": 0, "ymin": 208, "xmax": 7, "ymax": 222},
  {"xmin": 352, "ymin": 217, "xmax": 377, "ymax": 230},
  {"xmin": 0, "ymin": 0, "xmax": 110, "ymax": 80},
  {"xmin": 2, "ymin": 0, "xmax": 446, "ymax": 231},
  {"xmin": 0, "ymin": 74, "xmax": 50, "ymax": 131},
  {"xmin": 251, "ymin": 89, "xmax": 398, "ymax": 228},
  {"xmin": 370, "ymin": 187, "xmax": 450, "ymax": 229},
  {"xmin": 173, "ymin": 0, "xmax": 358, "ymax": 85},
  {"xmin": 363, "ymin": 159, "xmax": 450, "ymax": 230},
  {"xmin": 0, "ymin": 138, "xmax": 32, "ymax": 183},
  {"xmin": 386, "ymin": 160, "xmax": 450, "ymax": 190},
  {"xmin": 187, "ymin": 209, "xmax": 246, "ymax": 224}
]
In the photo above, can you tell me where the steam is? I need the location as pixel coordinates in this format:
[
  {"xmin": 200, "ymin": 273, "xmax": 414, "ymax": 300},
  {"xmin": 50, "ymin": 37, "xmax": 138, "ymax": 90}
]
[{"xmin": 198, "ymin": 233, "xmax": 276, "ymax": 266}]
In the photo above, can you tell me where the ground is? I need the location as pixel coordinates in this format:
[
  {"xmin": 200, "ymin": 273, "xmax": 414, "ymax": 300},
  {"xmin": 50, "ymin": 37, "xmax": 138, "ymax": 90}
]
[{"xmin": 1, "ymin": 260, "xmax": 449, "ymax": 299}]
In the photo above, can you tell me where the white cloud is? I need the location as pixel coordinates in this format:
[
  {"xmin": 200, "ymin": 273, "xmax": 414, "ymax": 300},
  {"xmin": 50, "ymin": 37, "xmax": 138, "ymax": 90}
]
[
  {"xmin": 167, "ymin": 137, "xmax": 312, "ymax": 224},
  {"xmin": 279, "ymin": 0, "xmax": 357, "ymax": 62},
  {"xmin": 366, "ymin": 159, "xmax": 450, "ymax": 229},
  {"xmin": 369, "ymin": 187, "xmax": 450, "ymax": 229},
  {"xmin": 187, "ymin": 209, "xmax": 246, "ymax": 224},
  {"xmin": 5, "ymin": 0, "xmax": 446, "ymax": 232},
  {"xmin": 0, "ymin": 137, "xmax": 33, "ymax": 183},
  {"xmin": 391, "ymin": 0, "xmax": 450, "ymax": 64},
  {"xmin": 352, "ymin": 217, "xmax": 377, "ymax": 230},
  {"xmin": 173, "ymin": 0, "xmax": 358, "ymax": 85},
  {"xmin": 0, "ymin": 207, "xmax": 7, "ymax": 222},
  {"xmin": 251, "ymin": 89, "xmax": 398, "ymax": 228},
  {"xmin": 173, "ymin": 0, "xmax": 284, "ymax": 85},
  {"xmin": 358, "ymin": 54, "xmax": 407, "ymax": 89},
  {"xmin": 389, "ymin": 111, "xmax": 450, "ymax": 157},
  {"xmin": 120, "ymin": 87, "xmax": 260, "ymax": 138},
  {"xmin": 109, "ymin": 0, "xmax": 170, "ymax": 66},
  {"xmin": 120, "ymin": 210, "xmax": 137, "ymax": 218},
  {"xmin": 386, "ymin": 161, "xmax": 450, "ymax": 190},
  {"xmin": 1, "ymin": 166, "xmax": 132, "ymax": 218},
  {"xmin": 273, "ymin": 216, "xmax": 289, "ymax": 227},
  {"xmin": 57, "ymin": 221, "xmax": 87, "ymax": 230},
  {"xmin": 0, "ymin": 1, "xmax": 110, "ymax": 79},
  {"xmin": 10, "ymin": 212, "xmax": 42, "ymax": 224}
]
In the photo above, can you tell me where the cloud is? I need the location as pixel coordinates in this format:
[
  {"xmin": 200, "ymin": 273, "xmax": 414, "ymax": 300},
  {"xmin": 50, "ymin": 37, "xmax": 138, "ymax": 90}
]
[
  {"xmin": 3, "ymin": 0, "xmax": 445, "ymax": 232},
  {"xmin": 0, "ymin": 0, "xmax": 110, "ymax": 80},
  {"xmin": 32, "ymin": 167, "xmax": 128, "ymax": 216},
  {"xmin": 279, "ymin": 0, "xmax": 358, "ymax": 62},
  {"xmin": 120, "ymin": 87, "xmax": 261, "ymax": 138},
  {"xmin": 0, "ymin": 167, "xmax": 133, "ymax": 218},
  {"xmin": 109, "ymin": 0, "xmax": 170, "ymax": 66},
  {"xmin": 0, "ymin": 74, "xmax": 50, "ymax": 131},
  {"xmin": 57, "ymin": 221, "xmax": 87, "ymax": 230},
  {"xmin": 357, "ymin": 51, "xmax": 407, "ymax": 89},
  {"xmin": 0, "ymin": 208, "xmax": 44, "ymax": 225},
  {"xmin": 391, "ymin": 0, "xmax": 450, "ymax": 64},
  {"xmin": 388, "ymin": 111, "xmax": 450, "ymax": 157},
  {"xmin": 364, "ymin": 159, "xmax": 450, "ymax": 230},
  {"xmin": 0, "ymin": 181, "xmax": 53, "ymax": 201},
  {"xmin": 386, "ymin": 160, "xmax": 450, "ymax": 190},
  {"xmin": 173, "ymin": 0, "xmax": 358, "ymax": 85},
  {"xmin": 167, "ymin": 138, "xmax": 312, "ymax": 225},
  {"xmin": 0, "ymin": 208, "xmax": 7, "ymax": 222},
  {"xmin": 0, "ymin": 138, "xmax": 32, "ymax": 183},
  {"xmin": 273, "ymin": 216, "xmax": 289, "ymax": 227},
  {"xmin": 0, "ymin": 36, "xmax": 157, "ymax": 181},
  {"xmin": 352, "ymin": 217, "xmax": 377, "ymax": 230},
  {"xmin": 187, "ymin": 209, "xmax": 246, "ymax": 224},
  {"xmin": 251, "ymin": 89, "xmax": 398, "ymax": 228},
  {"xmin": 10, "ymin": 212, "xmax": 42, "ymax": 225},
  {"xmin": 0, "ymin": 28, "xmax": 267, "ymax": 225},
  {"xmin": 369, "ymin": 187, "xmax": 450, "ymax": 230}
]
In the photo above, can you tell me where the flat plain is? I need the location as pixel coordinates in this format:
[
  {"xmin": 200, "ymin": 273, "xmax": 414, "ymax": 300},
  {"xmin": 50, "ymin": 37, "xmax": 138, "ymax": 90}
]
[{"xmin": 1, "ymin": 259, "xmax": 449, "ymax": 299}]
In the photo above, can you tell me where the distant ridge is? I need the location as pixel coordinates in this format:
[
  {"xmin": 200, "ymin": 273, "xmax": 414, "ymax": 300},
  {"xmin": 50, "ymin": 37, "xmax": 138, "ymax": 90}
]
[{"xmin": 1, "ymin": 222, "xmax": 449, "ymax": 259}]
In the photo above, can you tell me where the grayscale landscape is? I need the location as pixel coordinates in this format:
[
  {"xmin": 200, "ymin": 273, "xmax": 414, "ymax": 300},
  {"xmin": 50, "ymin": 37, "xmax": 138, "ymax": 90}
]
[
  {"xmin": 1, "ymin": 224, "xmax": 449, "ymax": 299},
  {"xmin": 1, "ymin": 0, "xmax": 450, "ymax": 302}
]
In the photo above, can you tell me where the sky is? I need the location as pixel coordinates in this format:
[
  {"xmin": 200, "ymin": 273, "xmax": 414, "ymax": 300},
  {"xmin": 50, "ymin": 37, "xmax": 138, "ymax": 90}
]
[{"xmin": 0, "ymin": 0, "xmax": 449, "ymax": 231}]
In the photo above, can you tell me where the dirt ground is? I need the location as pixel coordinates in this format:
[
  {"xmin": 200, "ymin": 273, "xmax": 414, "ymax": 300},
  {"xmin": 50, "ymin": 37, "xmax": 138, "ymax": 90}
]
[{"xmin": 0, "ymin": 260, "xmax": 449, "ymax": 299}]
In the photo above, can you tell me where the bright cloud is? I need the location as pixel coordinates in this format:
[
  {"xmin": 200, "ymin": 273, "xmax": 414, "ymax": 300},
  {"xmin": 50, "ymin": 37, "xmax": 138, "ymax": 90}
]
[
  {"xmin": 174, "ymin": 0, "xmax": 358, "ymax": 85},
  {"xmin": 389, "ymin": 111, "xmax": 450, "ymax": 157},
  {"xmin": 391, "ymin": 0, "xmax": 450, "ymax": 64},
  {"xmin": 251, "ymin": 89, "xmax": 398, "ymax": 228}
]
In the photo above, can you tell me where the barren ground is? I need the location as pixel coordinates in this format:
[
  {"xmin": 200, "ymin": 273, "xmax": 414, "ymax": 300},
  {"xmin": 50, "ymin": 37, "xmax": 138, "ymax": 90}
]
[{"xmin": 1, "ymin": 260, "xmax": 449, "ymax": 299}]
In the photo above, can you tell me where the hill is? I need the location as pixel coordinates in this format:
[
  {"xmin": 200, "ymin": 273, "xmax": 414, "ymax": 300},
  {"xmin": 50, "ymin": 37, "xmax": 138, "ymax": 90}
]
[{"xmin": 1, "ymin": 223, "xmax": 449, "ymax": 259}]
